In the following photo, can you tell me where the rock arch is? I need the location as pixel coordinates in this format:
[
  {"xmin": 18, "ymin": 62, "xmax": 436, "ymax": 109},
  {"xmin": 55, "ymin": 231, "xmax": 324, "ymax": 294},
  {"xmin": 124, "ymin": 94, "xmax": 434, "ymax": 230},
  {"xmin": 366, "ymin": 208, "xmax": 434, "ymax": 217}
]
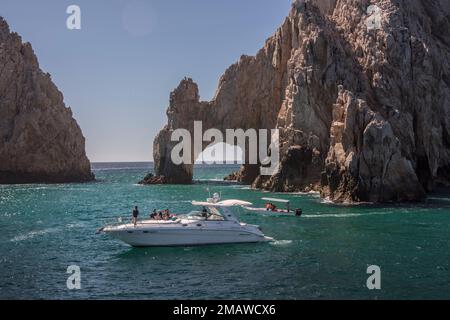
[
  {"xmin": 148, "ymin": 1, "xmax": 450, "ymax": 203},
  {"xmin": 152, "ymin": 76, "xmax": 280, "ymax": 185}
]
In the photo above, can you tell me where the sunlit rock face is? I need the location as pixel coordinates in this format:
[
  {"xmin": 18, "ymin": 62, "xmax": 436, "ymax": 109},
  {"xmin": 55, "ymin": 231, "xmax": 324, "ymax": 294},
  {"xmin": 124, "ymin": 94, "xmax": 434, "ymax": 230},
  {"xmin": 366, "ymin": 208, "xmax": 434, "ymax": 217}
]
[
  {"xmin": 0, "ymin": 18, "xmax": 94, "ymax": 184},
  {"xmin": 151, "ymin": 0, "xmax": 450, "ymax": 203}
]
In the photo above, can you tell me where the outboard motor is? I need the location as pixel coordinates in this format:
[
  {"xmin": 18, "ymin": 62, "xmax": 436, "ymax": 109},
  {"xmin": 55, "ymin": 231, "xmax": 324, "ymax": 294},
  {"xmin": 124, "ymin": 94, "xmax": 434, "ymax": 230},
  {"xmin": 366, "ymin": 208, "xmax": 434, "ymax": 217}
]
[{"xmin": 295, "ymin": 208, "xmax": 303, "ymax": 217}]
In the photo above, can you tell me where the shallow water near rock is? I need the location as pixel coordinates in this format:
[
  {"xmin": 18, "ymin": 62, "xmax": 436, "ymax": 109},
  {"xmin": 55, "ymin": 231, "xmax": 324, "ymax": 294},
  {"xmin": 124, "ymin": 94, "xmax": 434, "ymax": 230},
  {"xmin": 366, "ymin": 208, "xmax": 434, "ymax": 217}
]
[{"xmin": 0, "ymin": 163, "xmax": 449, "ymax": 299}]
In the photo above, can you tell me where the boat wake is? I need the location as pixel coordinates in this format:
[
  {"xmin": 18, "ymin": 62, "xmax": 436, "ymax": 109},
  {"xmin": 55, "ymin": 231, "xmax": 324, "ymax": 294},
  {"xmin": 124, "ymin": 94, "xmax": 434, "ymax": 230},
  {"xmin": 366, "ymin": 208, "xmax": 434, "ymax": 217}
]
[
  {"xmin": 302, "ymin": 211, "xmax": 396, "ymax": 219},
  {"xmin": 10, "ymin": 227, "xmax": 61, "ymax": 242},
  {"xmin": 269, "ymin": 240, "xmax": 293, "ymax": 246}
]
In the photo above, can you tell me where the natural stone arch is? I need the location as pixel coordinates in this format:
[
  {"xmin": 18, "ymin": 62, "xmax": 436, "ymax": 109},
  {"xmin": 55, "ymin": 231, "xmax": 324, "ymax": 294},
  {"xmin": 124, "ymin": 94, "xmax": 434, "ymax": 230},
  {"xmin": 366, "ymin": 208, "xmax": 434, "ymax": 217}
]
[
  {"xmin": 152, "ymin": 78, "xmax": 277, "ymax": 184},
  {"xmin": 146, "ymin": 0, "xmax": 450, "ymax": 203}
]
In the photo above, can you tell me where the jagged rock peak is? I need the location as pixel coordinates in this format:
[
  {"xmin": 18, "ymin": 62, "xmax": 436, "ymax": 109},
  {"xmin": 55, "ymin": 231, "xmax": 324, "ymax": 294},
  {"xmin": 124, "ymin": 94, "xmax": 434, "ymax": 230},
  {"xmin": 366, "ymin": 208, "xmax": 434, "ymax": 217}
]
[{"xmin": 0, "ymin": 17, "xmax": 94, "ymax": 184}]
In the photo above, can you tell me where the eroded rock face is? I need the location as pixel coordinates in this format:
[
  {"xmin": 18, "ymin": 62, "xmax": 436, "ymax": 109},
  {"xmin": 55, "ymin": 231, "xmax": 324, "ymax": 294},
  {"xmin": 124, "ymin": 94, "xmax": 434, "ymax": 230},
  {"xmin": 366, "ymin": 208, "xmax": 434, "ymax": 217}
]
[
  {"xmin": 151, "ymin": 0, "xmax": 450, "ymax": 203},
  {"xmin": 0, "ymin": 18, "xmax": 94, "ymax": 184},
  {"xmin": 321, "ymin": 88, "xmax": 426, "ymax": 202}
]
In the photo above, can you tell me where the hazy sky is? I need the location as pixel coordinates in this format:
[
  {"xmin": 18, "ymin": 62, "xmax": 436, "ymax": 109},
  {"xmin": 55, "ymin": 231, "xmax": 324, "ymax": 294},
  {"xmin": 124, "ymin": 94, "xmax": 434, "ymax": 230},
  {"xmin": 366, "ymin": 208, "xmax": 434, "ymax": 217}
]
[{"xmin": 2, "ymin": 0, "xmax": 291, "ymax": 162}]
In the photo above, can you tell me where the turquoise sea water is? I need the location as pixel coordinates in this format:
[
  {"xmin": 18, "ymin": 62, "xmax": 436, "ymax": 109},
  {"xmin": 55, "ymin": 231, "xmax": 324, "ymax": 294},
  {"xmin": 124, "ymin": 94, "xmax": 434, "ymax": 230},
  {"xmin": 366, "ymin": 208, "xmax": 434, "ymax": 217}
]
[{"xmin": 0, "ymin": 162, "xmax": 449, "ymax": 300}]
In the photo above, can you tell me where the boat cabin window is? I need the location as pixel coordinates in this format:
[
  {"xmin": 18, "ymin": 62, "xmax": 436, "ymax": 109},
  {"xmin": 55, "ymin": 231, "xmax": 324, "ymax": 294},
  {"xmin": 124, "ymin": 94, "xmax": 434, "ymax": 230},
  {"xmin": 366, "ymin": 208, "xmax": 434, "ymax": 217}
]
[
  {"xmin": 184, "ymin": 207, "xmax": 225, "ymax": 221},
  {"xmin": 206, "ymin": 207, "xmax": 225, "ymax": 221}
]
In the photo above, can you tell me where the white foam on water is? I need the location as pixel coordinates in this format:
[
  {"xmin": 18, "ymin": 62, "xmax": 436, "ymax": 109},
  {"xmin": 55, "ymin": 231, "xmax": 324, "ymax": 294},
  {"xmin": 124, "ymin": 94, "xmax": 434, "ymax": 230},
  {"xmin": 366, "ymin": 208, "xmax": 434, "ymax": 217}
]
[
  {"xmin": 302, "ymin": 211, "xmax": 395, "ymax": 219},
  {"xmin": 269, "ymin": 240, "xmax": 293, "ymax": 246},
  {"xmin": 428, "ymin": 197, "xmax": 450, "ymax": 202},
  {"xmin": 320, "ymin": 197, "xmax": 334, "ymax": 204},
  {"xmin": 319, "ymin": 197, "xmax": 374, "ymax": 206},
  {"xmin": 10, "ymin": 227, "xmax": 60, "ymax": 242},
  {"xmin": 66, "ymin": 222, "xmax": 85, "ymax": 229},
  {"xmin": 277, "ymin": 191, "xmax": 320, "ymax": 196},
  {"xmin": 64, "ymin": 188, "xmax": 93, "ymax": 191}
]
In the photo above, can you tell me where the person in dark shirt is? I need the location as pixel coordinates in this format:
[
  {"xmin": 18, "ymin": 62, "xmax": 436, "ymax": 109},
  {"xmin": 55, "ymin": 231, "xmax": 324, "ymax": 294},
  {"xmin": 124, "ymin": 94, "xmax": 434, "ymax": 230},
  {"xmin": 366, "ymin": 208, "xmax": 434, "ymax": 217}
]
[
  {"xmin": 132, "ymin": 206, "xmax": 139, "ymax": 226},
  {"xmin": 201, "ymin": 207, "xmax": 209, "ymax": 220}
]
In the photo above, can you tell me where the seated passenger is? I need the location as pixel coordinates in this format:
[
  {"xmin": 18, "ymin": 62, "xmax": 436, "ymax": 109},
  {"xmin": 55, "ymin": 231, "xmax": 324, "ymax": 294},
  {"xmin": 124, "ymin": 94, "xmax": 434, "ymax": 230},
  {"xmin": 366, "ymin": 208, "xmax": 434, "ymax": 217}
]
[
  {"xmin": 163, "ymin": 209, "xmax": 170, "ymax": 220},
  {"xmin": 201, "ymin": 207, "xmax": 208, "ymax": 219}
]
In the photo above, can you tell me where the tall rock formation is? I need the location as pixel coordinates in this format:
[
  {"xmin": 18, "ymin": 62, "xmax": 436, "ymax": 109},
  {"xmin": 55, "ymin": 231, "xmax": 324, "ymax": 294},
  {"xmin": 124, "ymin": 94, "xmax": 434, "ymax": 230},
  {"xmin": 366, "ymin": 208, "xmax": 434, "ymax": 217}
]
[
  {"xmin": 0, "ymin": 18, "xmax": 94, "ymax": 184},
  {"xmin": 149, "ymin": 0, "xmax": 450, "ymax": 203}
]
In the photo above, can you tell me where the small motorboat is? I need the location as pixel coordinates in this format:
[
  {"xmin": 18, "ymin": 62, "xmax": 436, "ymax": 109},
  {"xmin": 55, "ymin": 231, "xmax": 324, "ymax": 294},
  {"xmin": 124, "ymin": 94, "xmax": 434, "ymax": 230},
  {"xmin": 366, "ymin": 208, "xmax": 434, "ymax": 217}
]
[
  {"xmin": 243, "ymin": 197, "xmax": 303, "ymax": 217},
  {"xmin": 99, "ymin": 198, "xmax": 273, "ymax": 247}
]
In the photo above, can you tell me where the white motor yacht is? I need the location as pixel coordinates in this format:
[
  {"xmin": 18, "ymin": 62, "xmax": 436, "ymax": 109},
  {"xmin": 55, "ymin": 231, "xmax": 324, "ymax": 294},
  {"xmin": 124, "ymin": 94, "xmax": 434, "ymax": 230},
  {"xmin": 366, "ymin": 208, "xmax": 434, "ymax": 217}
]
[{"xmin": 99, "ymin": 199, "xmax": 273, "ymax": 247}]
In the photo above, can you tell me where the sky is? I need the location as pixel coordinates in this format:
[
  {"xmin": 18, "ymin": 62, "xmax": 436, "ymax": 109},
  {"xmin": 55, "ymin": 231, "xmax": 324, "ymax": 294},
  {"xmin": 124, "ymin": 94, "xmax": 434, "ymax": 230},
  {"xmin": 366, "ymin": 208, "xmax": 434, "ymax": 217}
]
[{"xmin": 1, "ymin": 0, "xmax": 292, "ymax": 162}]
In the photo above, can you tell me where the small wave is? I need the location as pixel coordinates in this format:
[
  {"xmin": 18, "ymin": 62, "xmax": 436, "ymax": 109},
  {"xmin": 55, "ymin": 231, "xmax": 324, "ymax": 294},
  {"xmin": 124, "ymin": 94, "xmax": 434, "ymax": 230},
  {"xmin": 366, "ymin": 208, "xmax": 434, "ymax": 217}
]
[
  {"xmin": 320, "ymin": 198, "xmax": 373, "ymax": 206},
  {"xmin": 270, "ymin": 240, "xmax": 293, "ymax": 246},
  {"xmin": 275, "ymin": 191, "xmax": 320, "ymax": 196},
  {"xmin": 64, "ymin": 188, "xmax": 93, "ymax": 191},
  {"xmin": 295, "ymin": 192, "xmax": 321, "ymax": 197},
  {"xmin": 320, "ymin": 197, "xmax": 334, "ymax": 205},
  {"xmin": 1, "ymin": 186, "xmax": 51, "ymax": 191},
  {"xmin": 302, "ymin": 211, "xmax": 394, "ymax": 219},
  {"xmin": 428, "ymin": 197, "xmax": 450, "ymax": 202},
  {"xmin": 66, "ymin": 223, "xmax": 85, "ymax": 229},
  {"xmin": 194, "ymin": 179, "xmax": 242, "ymax": 186},
  {"xmin": 10, "ymin": 227, "xmax": 60, "ymax": 242}
]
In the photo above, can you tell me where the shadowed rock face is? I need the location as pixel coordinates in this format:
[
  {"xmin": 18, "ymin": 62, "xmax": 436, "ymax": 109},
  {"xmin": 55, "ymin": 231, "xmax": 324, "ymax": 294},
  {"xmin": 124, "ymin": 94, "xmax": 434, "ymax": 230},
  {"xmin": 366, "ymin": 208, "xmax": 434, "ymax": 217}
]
[
  {"xmin": 0, "ymin": 18, "xmax": 94, "ymax": 184},
  {"xmin": 150, "ymin": 0, "xmax": 450, "ymax": 203}
]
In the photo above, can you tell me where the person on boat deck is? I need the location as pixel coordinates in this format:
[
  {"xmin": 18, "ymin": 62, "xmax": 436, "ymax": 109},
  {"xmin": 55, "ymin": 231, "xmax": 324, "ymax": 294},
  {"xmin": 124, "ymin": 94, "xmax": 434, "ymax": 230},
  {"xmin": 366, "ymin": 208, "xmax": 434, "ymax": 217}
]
[
  {"xmin": 162, "ymin": 209, "xmax": 170, "ymax": 220},
  {"xmin": 150, "ymin": 209, "xmax": 157, "ymax": 219},
  {"xmin": 132, "ymin": 206, "xmax": 139, "ymax": 226},
  {"xmin": 202, "ymin": 207, "xmax": 208, "ymax": 219}
]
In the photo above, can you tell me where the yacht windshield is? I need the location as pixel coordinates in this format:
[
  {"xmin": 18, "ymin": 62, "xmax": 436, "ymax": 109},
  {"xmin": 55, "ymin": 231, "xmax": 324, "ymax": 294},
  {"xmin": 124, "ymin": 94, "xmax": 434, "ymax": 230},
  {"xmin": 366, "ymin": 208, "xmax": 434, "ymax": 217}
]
[
  {"xmin": 180, "ymin": 207, "xmax": 225, "ymax": 221},
  {"xmin": 207, "ymin": 207, "xmax": 225, "ymax": 221}
]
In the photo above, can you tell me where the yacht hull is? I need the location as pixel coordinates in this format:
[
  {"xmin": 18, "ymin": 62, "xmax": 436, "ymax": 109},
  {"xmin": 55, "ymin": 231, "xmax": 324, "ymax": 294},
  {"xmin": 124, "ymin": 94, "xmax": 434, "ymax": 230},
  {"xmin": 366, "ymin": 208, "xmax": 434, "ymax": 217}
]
[{"xmin": 105, "ymin": 226, "xmax": 271, "ymax": 247}]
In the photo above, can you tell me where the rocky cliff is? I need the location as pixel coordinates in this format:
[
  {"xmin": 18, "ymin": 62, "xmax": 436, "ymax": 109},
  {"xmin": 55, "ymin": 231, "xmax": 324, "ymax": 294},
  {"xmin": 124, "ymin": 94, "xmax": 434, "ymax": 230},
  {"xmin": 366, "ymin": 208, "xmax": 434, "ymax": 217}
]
[
  {"xmin": 149, "ymin": 0, "xmax": 450, "ymax": 203},
  {"xmin": 0, "ymin": 18, "xmax": 94, "ymax": 184}
]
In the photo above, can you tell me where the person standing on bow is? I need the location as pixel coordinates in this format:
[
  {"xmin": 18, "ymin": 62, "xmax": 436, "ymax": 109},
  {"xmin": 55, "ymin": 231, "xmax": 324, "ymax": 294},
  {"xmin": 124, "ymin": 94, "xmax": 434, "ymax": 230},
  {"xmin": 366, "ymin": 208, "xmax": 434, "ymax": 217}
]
[{"xmin": 132, "ymin": 206, "xmax": 139, "ymax": 226}]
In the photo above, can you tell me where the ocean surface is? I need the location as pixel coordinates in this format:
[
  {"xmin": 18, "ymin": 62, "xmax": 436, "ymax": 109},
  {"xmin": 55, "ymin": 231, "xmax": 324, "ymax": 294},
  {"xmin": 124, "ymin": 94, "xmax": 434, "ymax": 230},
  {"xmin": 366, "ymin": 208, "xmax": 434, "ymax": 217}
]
[{"xmin": 0, "ymin": 162, "xmax": 449, "ymax": 300}]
